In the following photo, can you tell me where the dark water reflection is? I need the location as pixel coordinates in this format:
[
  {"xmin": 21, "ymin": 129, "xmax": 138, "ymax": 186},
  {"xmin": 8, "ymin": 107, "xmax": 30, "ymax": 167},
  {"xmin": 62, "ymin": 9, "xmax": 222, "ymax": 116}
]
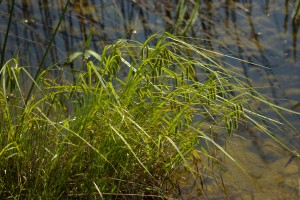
[
  {"xmin": 1, "ymin": 0, "xmax": 300, "ymax": 198},
  {"xmin": 1, "ymin": 1, "xmax": 299, "ymax": 99}
]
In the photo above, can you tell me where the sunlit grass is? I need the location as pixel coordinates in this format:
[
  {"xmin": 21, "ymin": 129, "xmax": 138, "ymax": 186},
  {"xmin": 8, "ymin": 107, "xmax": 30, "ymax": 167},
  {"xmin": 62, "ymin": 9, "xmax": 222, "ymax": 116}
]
[{"xmin": 0, "ymin": 32, "xmax": 299, "ymax": 199}]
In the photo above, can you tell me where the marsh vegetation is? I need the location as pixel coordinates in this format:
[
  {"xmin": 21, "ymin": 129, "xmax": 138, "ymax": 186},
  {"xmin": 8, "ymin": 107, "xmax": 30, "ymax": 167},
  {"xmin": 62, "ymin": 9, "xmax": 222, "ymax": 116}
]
[{"xmin": 1, "ymin": 0, "xmax": 300, "ymax": 199}]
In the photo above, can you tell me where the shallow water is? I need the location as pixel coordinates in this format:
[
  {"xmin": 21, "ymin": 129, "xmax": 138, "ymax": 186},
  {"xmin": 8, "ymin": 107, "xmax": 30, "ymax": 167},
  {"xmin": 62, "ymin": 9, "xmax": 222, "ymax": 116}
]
[
  {"xmin": 206, "ymin": 137, "xmax": 299, "ymax": 199},
  {"xmin": 1, "ymin": 0, "xmax": 299, "ymax": 198},
  {"xmin": 175, "ymin": 136, "xmax": 300, "ymax": 199}
]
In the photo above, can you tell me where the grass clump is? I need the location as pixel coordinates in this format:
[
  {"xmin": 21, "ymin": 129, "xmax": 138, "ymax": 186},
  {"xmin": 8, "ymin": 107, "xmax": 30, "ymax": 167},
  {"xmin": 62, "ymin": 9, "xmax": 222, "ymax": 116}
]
[{"xmin": 0, "ymin": 33, "xmax": 299, "ymax": 199}]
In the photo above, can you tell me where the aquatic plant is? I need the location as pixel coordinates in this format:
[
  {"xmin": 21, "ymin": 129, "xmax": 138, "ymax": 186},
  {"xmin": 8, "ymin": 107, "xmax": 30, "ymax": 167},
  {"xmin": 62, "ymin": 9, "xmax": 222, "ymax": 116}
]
[{"xmin": 0, "ymin": 32, "xmax": 299, "ymax": 199}]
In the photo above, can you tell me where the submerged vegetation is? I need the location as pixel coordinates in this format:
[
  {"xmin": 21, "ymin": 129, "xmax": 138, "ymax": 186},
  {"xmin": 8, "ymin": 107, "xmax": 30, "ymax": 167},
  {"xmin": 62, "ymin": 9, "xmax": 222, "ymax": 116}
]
[
  {"xmin": 1, "ymin": 32, "xmax": 299, "ymax": 199},
  {"xmin": 1, "ymin": 0, "xmax": 300, "ymax": 199}
]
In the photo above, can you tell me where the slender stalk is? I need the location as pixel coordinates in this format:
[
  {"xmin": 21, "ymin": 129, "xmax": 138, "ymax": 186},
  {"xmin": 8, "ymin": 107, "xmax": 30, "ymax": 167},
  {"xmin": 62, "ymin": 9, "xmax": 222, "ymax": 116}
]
[
  {"xmin": 0, "ymin": 0, "xmax": 15, "ymax": 72},
  {"xmin": 24, "ymin": 0, "xmax": 70, "ymax": 104}
]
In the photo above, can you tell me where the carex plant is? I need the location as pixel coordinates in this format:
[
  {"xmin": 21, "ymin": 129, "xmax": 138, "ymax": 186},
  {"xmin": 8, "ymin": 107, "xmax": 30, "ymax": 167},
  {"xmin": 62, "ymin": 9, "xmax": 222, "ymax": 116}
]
[{"xmin": 1, "ymin": 31, "xmax": 299, "ymax": 199}]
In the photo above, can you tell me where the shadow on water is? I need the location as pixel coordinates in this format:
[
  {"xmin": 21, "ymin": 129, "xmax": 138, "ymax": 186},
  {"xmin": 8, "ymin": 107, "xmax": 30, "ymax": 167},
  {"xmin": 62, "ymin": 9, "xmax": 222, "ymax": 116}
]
[{"xmin": 1, "ymin": 0, "xmax": 300, "ymax": 198}]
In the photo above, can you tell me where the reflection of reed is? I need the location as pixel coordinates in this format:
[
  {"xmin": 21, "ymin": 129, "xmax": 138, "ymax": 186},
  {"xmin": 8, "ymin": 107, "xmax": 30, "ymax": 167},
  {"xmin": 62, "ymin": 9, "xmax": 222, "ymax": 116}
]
[
  {"xmin": 0, "ymin": 0, "xmax": 15, "ymax": 70},
  {"xmin": 0, "ymin": 0, "xmax": 299, "ymax": 92},
  {"xmin": 292, "ymin": 20, "xmax": 299, "ymax": 60}
]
